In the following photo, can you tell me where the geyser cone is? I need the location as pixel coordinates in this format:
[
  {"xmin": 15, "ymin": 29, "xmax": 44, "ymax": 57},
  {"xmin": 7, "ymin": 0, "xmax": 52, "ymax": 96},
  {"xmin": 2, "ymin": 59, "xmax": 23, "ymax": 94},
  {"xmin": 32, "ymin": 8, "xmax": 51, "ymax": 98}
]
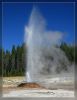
[
  {"xmin": 25, "ymin": 7, "xmax": 74, "ymax": 88},
  {"xmin": 18, "ymin": 82, "xmax": 44, "ymax": 89}
]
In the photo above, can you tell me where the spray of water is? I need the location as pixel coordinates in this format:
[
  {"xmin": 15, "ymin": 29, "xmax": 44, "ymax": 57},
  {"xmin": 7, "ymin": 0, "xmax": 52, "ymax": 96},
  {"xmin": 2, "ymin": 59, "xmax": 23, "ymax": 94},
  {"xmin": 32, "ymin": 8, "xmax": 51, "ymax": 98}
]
[{"xmin": 25, "ymin": 7, "xmax": 74, "ymax": 87}]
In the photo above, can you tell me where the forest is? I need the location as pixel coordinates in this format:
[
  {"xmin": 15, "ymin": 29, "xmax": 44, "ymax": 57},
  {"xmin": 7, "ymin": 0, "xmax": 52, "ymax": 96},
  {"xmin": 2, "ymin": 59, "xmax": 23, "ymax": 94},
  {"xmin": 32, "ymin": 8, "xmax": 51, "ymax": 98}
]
[{"xmin": 0, "ymin": 42, "xmax": 76, "ymax": 77}]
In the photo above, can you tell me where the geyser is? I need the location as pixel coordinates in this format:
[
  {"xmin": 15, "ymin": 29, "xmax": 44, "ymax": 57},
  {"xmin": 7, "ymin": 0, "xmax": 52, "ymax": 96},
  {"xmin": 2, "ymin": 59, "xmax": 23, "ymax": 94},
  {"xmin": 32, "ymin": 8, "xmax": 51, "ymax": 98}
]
[{"xmin": 25, "ymin": 7, "xmax": 74, "ymax": 88}]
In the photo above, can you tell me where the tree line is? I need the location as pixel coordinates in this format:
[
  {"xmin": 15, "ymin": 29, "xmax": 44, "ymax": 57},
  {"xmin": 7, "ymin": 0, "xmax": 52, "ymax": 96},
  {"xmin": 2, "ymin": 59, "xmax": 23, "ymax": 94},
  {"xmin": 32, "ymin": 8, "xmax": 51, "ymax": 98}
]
[
  {"xmin": 2, "ymin": 44, "xmax": 25, "ymax": 76},
  {"xmin": 0, "ymin": 42, "xmax": 76, "ymax": 77}
]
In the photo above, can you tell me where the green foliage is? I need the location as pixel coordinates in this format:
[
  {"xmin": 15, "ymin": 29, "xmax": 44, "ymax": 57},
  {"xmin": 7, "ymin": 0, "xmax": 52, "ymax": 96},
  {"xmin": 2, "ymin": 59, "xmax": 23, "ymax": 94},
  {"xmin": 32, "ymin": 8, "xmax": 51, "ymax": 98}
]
[
  {"xmin": 60, "ymin": 42, "xmax": 75, "ymax": 62},
  {"xmin": 75, "ymin": 45, "xmax": 77, "ymax": 64},
  {"xmin": 2, "ymin": 44, "xmax": 25, "ymax": 77},
  {"xmin": 1, "ymin": 42, "xmax": 76, "ymax": 77},
  {"xmin": 0, "ymin": 48, "xmax": 2, "ymax": 76}
]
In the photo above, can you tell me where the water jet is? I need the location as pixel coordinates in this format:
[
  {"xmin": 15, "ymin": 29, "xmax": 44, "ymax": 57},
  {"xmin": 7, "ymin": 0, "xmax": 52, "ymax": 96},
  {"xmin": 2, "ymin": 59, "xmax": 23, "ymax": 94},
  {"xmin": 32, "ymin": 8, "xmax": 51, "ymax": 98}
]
[{"xmin": 23, "ymin": 7, "xmax": 74, "ymax": 89}]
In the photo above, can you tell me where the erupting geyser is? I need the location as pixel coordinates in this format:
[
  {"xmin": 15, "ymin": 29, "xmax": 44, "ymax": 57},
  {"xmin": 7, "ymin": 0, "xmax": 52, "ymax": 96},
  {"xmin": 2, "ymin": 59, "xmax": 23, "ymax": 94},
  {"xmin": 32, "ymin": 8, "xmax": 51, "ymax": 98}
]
[{"xmin": 24, "ymin": 7, "xmax": 74, "ymax": 88}]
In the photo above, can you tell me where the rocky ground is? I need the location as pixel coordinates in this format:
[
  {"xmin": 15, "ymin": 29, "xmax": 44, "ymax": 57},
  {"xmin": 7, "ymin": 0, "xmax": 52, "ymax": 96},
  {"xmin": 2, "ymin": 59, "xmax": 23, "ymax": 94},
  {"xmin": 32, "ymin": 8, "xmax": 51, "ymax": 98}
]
[{"xmin": 2, "ymin": 76, "xmax": 75, "ymax": 98}]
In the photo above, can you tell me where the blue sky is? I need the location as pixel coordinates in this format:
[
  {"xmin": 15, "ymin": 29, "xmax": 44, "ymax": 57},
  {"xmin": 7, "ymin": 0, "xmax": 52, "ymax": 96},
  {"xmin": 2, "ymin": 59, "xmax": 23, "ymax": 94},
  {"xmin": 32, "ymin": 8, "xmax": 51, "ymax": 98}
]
[
  {"xmin": 0, "ymin": 3, "xmax": 2, "ymax": 48},
  {"xmin": 3, "ymin": 3, "xmax": 74, "ymax": 51}
]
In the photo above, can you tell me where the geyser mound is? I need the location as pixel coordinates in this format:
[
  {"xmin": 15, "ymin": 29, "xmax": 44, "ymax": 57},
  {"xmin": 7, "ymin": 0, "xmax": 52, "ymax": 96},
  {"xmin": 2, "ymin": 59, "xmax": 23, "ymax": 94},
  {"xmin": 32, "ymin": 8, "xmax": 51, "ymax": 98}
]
[
  {"xmin": 24, "ymin": 7, "xmax": 74, "ymax": 88},
  {"xmin": 18, "ymin": 82, "xmax": 44, "ymax": 89}
]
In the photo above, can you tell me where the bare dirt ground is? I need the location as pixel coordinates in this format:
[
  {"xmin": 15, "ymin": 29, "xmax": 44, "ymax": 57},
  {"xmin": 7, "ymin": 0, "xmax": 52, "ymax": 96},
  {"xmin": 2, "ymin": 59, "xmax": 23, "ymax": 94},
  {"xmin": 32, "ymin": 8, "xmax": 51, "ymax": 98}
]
[{"xmin": 2, "ymin": 76, "xmax": 75, "ymax": 98}]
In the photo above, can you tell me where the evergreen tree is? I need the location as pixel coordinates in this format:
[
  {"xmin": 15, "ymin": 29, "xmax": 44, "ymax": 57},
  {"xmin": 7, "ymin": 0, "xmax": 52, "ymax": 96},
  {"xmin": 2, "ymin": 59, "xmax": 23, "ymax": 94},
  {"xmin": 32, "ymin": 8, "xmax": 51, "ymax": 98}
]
[{"xmin": 2, "ymin": 42, "xmax": 76, "ymax": 77}]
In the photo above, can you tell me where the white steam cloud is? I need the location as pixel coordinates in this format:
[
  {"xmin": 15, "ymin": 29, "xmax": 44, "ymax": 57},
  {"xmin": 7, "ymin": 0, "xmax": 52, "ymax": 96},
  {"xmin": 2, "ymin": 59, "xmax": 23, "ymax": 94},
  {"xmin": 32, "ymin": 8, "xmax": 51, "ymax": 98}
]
[{"xmin": 24, "ymin": 7, "xmax": 74, "ymax": 88}]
